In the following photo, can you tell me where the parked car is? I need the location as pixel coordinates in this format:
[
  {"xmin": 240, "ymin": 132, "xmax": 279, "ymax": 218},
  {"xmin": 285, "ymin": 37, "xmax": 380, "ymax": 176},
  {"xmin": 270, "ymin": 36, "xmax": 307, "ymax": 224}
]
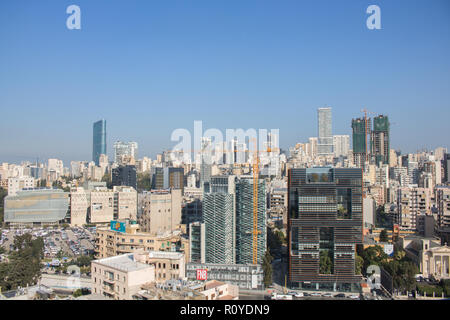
[
  {"xmin": 322, "ymin": 293, "xmax": 333, "ymax": 298},
  {"xmin": 349, "ymin": 295, "xmax": 360, "ymax": 300},
  {"xmin": 334, "ymin": 293, "xmax": 346, "ymax": 298},
  {"xmin": 294, "ymin": 292, "xmax": 304, "ymax": 298},
  {"xmin": 310, "ymin": 292, "xmax": 321, "ymax": 297}
]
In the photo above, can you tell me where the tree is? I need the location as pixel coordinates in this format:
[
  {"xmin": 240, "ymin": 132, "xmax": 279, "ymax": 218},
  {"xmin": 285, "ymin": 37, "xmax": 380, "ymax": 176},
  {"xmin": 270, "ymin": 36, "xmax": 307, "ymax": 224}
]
[
  {"xmin": 355, "ymin": 254, "xmax": 364, "ymax": 275},
  {"xmin": 262, "ymin": 250, "xmax": 273, "ymax": 287},
  {"xmin": 1, "ymin": 233, "xmax": 44, "ymax": 291},
  {"xmin": 137, "ymin": 172, "xmax": 151, "ymax": 192},
  {"xmin": 379, "ymin": 229, "xmax": 389, "ymax": 242},
  {"xmin": 101, "ymin": 173, "xmax": 112, "ymax": 189},
  {"xmin": 319, "ymin": 250, "xmax": 333, "ymax": 274}
]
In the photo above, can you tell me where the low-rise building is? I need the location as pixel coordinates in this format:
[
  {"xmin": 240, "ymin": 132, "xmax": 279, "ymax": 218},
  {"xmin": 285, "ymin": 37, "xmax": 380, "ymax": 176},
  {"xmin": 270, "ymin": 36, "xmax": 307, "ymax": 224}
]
[{"xmin": 91, "ymin": 253, "xmax": 156, "ymax": 300}]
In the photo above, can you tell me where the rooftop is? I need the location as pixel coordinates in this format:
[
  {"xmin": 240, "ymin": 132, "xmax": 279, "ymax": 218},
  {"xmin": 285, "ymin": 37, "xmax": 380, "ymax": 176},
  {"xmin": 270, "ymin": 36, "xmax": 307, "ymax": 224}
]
[{"xmin": 93, "ymin": 253, "xmax": 153, "ymax": 272}]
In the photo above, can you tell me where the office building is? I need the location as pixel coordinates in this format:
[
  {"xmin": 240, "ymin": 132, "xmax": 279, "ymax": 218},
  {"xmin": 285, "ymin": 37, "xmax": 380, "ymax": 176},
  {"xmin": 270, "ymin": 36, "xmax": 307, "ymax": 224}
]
[
  {"xmin": 444, "ymin": 153, "xmax": 450, "ymax": 183},
  {"xmin": 288, "ymin": 167, "xmax": 363, "ymax": 292},
  {"xmin": 317, "ymin": 107, "xmax": 333, "ymax": 155},
  {"xmin": 93, "ymin": 119, "xmax": 107, "ymax": 166},
  {"xmin": 112, "ymin": 165, "xmax": 137, "ymax": 190}
]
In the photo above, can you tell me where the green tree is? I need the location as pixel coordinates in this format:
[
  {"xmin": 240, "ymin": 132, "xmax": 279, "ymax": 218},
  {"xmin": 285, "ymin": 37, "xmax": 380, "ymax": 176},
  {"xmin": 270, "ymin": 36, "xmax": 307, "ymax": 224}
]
[
  {"xmin": 101, "ymin": 173, "xmax": 112, "ymax": 189},
  {"xmin": 379, "ymin": 229, "xmax": 389, "ymax": 242},
  {"xmin": 137, "ymin": 172, "xmax": 151, "ymax": 192},
  {"xmin": 319, "ymin": 250, "xmax": 333, "ymax": 274},
  {"xmin": 355, "ymin": 254, "xmax": 364, "ymax": 275},
  {"xmin": 1, "ymin": 233, "xmax": 44, "ymax": 291},
  {"xmin": 262, "ymin": 250, "xmax": 273, "ymax": 287}
]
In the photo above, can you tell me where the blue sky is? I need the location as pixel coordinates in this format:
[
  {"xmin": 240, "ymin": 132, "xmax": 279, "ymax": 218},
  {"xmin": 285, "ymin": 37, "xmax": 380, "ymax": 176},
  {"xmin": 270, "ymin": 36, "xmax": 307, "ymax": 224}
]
[{"xmin": 0, "ymin": 0, "xmax": 449, "ymax": 164}]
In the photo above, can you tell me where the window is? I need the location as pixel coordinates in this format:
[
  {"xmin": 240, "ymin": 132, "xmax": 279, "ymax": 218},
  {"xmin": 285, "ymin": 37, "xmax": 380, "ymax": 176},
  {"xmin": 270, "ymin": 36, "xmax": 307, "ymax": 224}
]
[
  {"xmin": 291, "ymin": 226, "xmax": 299, "ymax": 255},
  {"xmin": 319, "ymin": 227, "xmax": 334, "ymax": 275},
  {"xmin": 337, "ymin": 188, "xmax": 352, "ymax": 219}
]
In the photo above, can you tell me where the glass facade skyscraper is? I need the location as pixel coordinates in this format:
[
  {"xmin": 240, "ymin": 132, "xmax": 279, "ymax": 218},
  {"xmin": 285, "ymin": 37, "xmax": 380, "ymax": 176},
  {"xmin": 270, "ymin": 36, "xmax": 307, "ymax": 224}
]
[
  {"xmin": 93, "ymin": 119, "xmax": 107, "ymax": 166},
  {"xmin": 317, "ymin": 107, "xmax": 333, "ymax": 155}
]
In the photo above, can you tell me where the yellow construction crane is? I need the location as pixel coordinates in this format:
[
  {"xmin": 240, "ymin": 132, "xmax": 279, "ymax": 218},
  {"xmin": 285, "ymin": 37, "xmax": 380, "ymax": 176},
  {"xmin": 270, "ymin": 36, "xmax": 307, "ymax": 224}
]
[{"xmin": 252, "ymin": 138, "xmax": 261, "ymax": 265}]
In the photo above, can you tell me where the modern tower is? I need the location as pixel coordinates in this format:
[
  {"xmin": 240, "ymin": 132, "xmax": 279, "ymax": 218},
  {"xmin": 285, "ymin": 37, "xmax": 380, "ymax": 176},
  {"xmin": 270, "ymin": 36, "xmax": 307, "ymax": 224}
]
[
  {"xmin": 93, "ymin": 119, "xmax": 107, "ymax": 166},
  {"xmin": 371, "ymin": 115, "xmax": 390, "ymax": 166},
  {"xmin": 235, "ymin": 177, "xmax": 266, "ymax": 265},
  {"xmin": 317, "ymin": 107, "xmax": 333, "ymax": 155},
  {"xmin": 113, "ymin": 141, "xmax": 138, "ymax": 164},
  {"xmin": 288, "ymin": 167, "xmax": 363, "ymax": 292},
  {"xmin": 203, "ymin": 175, "xmax": 236, "ymax": 264},
  {"xmin": 351, "ymin": 118, "xmax": 370, "ymax": 169}
]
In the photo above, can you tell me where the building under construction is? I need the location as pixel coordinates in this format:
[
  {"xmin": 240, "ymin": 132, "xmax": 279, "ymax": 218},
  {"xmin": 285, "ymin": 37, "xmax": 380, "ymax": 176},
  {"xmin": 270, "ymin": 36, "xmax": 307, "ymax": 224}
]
[
  {"xmin": 351, "ymin": 117, "xmax": 370, "ymax": 169},
  {"xmin": 371, "ymin": 115, "xmax": 390, "ymax": 165}
]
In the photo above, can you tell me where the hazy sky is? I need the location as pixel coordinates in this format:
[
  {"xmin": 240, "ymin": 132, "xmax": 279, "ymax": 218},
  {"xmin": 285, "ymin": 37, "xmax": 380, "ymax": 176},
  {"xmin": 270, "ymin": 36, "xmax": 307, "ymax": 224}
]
[{"xmin": 1, "ymin": 0, "xmax": 449, "ymax": 164}]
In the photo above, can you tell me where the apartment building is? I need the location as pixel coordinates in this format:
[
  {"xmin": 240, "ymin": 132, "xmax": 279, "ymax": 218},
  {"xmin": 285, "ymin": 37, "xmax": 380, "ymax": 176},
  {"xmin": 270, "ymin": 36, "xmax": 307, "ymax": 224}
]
[
  {"xmin": 94, "ymin": 221, "xmax": 190, "ymax": 264},
  {"xmin": 396, "ymin": 187, "xmax": 432, "ymax": 231},
  {"xmin": 138, "ymin": 189, "xmax": 182, "ymax": 235},
  {"xmin": 91, "ymin": 253, "xmax": 155, "ymax": 300}
]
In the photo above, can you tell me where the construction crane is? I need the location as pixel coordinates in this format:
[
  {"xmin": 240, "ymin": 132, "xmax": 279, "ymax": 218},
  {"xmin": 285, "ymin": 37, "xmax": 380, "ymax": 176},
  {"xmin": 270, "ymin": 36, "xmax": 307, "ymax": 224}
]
[{"xmin": 252, "ymin": 138, "xmax": 261, "ymax": 265}]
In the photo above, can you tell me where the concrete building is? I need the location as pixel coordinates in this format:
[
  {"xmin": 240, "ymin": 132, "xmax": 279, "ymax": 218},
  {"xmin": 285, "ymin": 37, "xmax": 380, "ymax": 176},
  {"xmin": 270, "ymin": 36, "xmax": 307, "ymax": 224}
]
[
  {"xmin": 400, "ymin": 236, "xmax": 450, "ymax": 280},
  {"xmin": 138, "ymin": 189, "xmax": 182, "ymax": 235},
  {"xmin": 7, "ymin": 176, "xmax": 35, "ymax": 196},
  {"xmin": 363, "ymin": 196, "xmax": 376, "ymax": 229},
  {"xmin": 135, "ymin": 251, "xmax": 185, "ymax": 283},
  {"xmin": 94, "ymin": 221, "xmax": 189, "ymax": 264},
  {"xmin": 91, "ymin": 253, "xmax": 155, "ymax": 300},
  {"xmin": 114, "ymin": 141, "xmax": 138, "ymax": 165},
  {"xmin": 69, "ymin": 186, "xmax": 137, "ymax": 226},
  {"xmin": 396, "ymin": 187, "xmax": 432, "ymax": 231},
  {"xmin": 317, "ymin": 107, "xmax": 333, "ymax": 156},
  {"xmin": 436, "ymin": 186, "xmax": 450, "ymax": 229},
  {"xmin": 333, "ymin": 135, "xmax": 350, "ymax": 158}
]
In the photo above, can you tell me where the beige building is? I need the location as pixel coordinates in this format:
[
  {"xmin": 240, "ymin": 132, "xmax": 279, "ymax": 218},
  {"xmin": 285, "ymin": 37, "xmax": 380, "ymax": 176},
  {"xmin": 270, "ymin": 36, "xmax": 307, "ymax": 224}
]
[
  {"xmin": 200, "ymin": 280, "xmax": 239, "ymax": 300},
  {"xmin": 396, "ymin": 187, "xmax": 432, "ymax": 231},
  {"xmin": 7, "ymin": 177, "xmax": 35, "ymax": 196},
  {"xmin": 400, "ymin": 236, "xmax": 450, "ymax": 280},
  {"xmin": 134, "ymin": 251, "xmax": 185, "ymax": 283},
  {"xmin": 114, "ymin": 186, "xmax": 137, "ymax": 220},
  {"xmin": 138, "ymin": 189, "xmax": 182, "ymax": 235},
  {"xmin": 69, "ymin": 186, "xmax": 137, "ymax": 226},
  {"xmin": 436, "ymin": 186, "xmax": 450, "ymax": 229},
  {"xmin": 94, "ymin": 222, "xmax": 190, "ymax": 264},
  {"xmin": 91, "ymin": 253, "xmax": 156, "ymax": 300},
  {"xmin": 70, "ymin": 187, "xmax": 90, "ymax": 226}
]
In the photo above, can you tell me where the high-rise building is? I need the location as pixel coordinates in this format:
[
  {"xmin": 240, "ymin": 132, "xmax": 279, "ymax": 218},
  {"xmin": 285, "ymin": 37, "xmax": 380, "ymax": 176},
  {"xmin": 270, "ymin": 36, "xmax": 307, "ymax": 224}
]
[
  {"xmin": 288, "ymin": 167, "xmax": 363, "ymax": 292},
  {"xmin": 444, "ymin": 153, "xmax": 450, "ymax": 184},
  {"xmin": 204, "ymin": 176, "xmax": 236, "ymax": 264},
  {"xmin": 317, "ymin": 107, "xmax": 333, "ymax": 155},
  {"xmin": 351, "ymin": 118, "xmax": 370, "ymax": 169},
  {"xmin": 93, "ymin": 119, "xmax": 107, "ymax": 166},
  {"xmin": 371, "ymin": 115, "xmax": 390, "ymax": 165},
  {"xmin": 333, "ymin": 135, "xmax": 350, "ymax": 158},
  {"xmin": 235, "ymin": 177, "xmax": 266, "ymax": 265},
  {"xmin": 112, "ymin": 165, "xmax": 137, "ymax": 190},
  {"xmin": 113, "ymin": 141, "xmax": 138, "ymax": 164}
]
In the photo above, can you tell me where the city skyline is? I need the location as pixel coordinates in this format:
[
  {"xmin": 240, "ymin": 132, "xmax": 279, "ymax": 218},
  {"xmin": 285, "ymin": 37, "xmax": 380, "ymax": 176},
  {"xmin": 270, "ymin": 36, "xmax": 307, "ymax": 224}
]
[{"xmin": 1, "ymin": 0, "xmax": 450, "ymax": 163}]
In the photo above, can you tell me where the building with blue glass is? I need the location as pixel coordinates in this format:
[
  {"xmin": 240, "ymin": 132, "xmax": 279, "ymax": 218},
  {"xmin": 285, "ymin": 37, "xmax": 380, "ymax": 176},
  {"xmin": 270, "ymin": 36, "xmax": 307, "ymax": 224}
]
[{"xmin": 93, "ymin": 119, "xmax": 107, "ymax": 166}]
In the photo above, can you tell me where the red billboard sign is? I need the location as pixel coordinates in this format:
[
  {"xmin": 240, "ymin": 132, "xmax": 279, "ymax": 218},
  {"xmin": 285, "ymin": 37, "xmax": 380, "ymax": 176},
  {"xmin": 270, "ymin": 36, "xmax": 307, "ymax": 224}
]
[{"xmin": 196, "ymin": 269, "xmax": 208, "ymax": 281}]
